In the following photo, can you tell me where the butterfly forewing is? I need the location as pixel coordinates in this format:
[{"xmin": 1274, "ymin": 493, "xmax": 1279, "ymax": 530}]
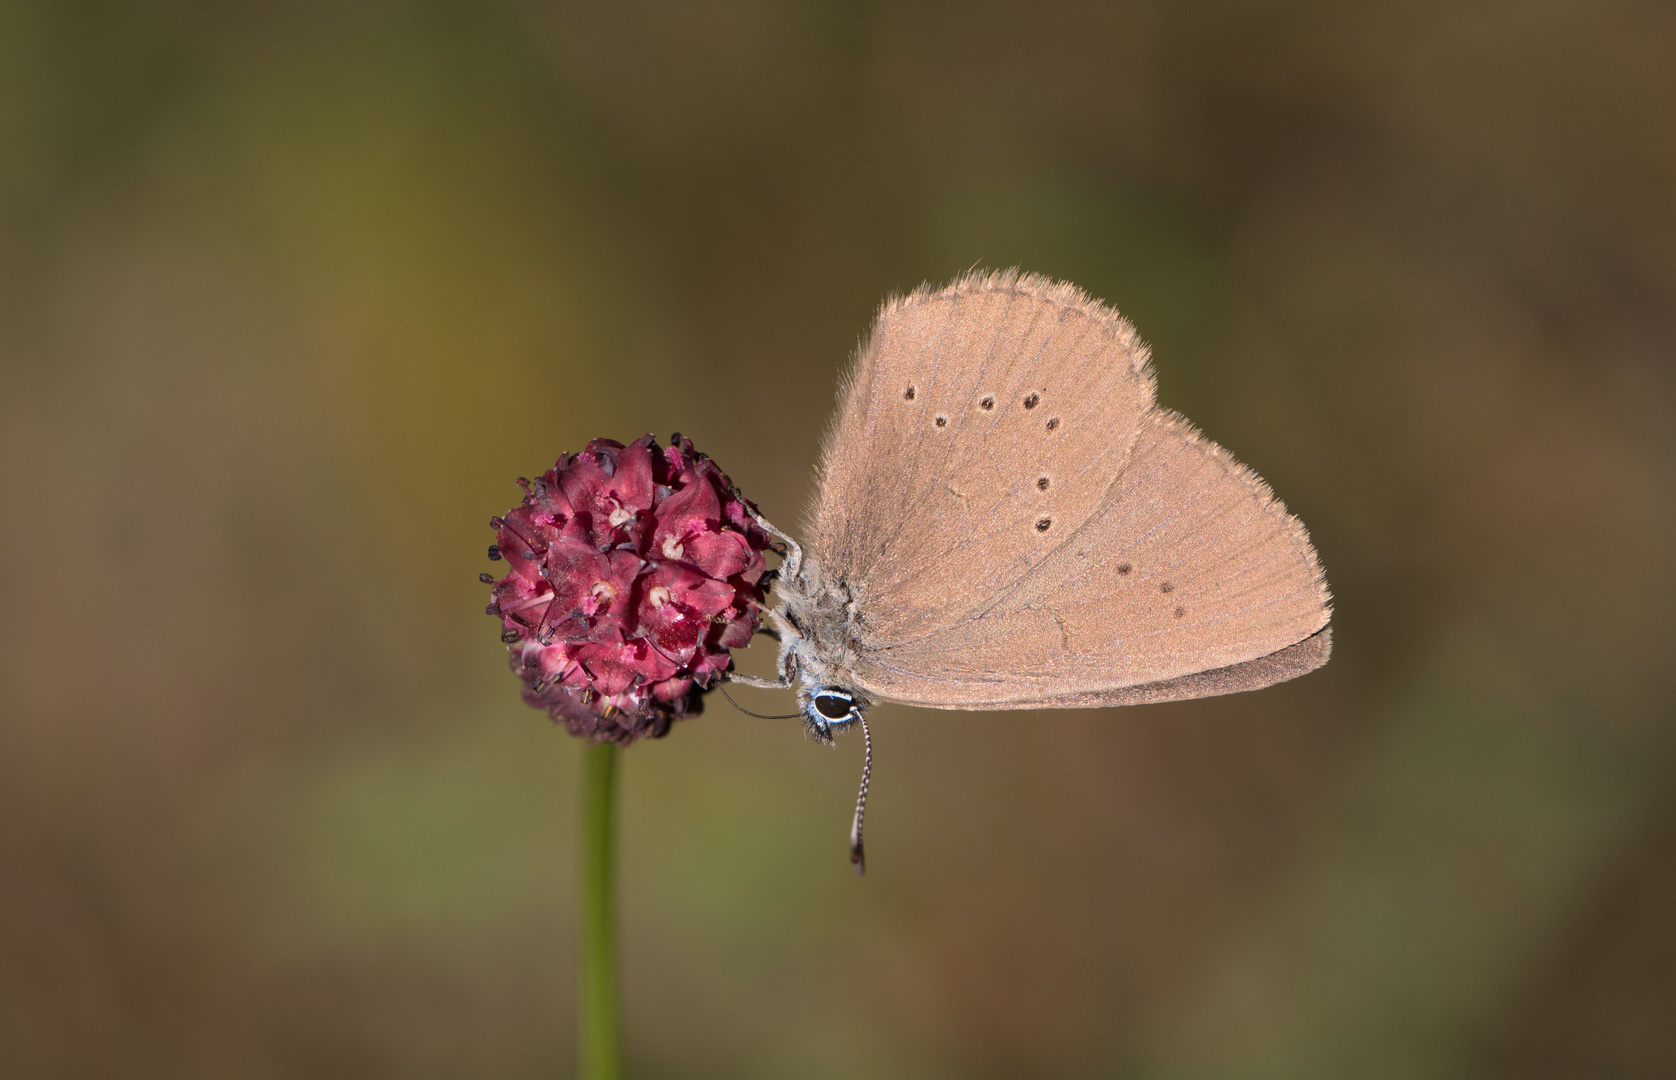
[{"xmin": 810, "ymin": 271, "xmax": 1156, "ymax": 645}]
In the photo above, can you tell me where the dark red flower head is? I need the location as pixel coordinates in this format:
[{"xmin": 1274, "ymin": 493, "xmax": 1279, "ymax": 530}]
[{"xmin": 484, "ymin": 434, "xmax": 773, "ymax": 744}]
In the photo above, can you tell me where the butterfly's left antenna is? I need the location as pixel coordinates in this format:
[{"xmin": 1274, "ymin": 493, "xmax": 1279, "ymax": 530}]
[
  {"xmin": 718, "ymin": 683, "xmax": 802, "ymax": 720},
  {"xmin": 849, "ymin": 713, "xmax": 872, "ymax": 875}
]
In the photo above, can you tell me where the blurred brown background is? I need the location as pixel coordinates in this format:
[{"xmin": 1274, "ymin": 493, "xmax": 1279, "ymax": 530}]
[{"xmin": 2, "ymin": 2, "xmax": 1673, "ymax": 1077}]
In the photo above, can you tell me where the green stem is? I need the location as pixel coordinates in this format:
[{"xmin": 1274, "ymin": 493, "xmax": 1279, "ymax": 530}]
[{"xmin": 579, "ymin": 740, "xmax": 622, "ymax": 1080}]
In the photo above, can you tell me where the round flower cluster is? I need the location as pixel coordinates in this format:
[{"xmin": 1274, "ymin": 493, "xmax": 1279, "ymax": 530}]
[{"xmin": 485, "ymin": 434, "xmax": 774, "ymax": 744}]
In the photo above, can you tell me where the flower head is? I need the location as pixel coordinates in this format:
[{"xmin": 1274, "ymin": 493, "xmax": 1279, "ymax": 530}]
[{"xmin": 485, "ymin": 434, "xmax": 773, "ymax": 744}]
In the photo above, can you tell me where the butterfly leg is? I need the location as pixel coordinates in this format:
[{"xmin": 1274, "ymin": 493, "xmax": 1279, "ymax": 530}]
[
  {"xmin": 726, "ymin": 672, "xmax": 791, "ymax": 690},
  {"xmin": 745, "ymin": 507, "xmax": 803, "ymax": 581}
]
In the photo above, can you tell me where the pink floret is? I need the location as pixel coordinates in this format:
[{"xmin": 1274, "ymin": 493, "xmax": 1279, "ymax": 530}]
[{"xmin": 485, "ymin": 434, "xmax": 773, "ymax": 744}]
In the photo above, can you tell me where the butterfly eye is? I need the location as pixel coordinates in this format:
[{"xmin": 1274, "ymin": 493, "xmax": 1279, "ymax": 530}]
[{"xmin": 812, "ymin": 691, "xmax": 855, "ymax": 721}]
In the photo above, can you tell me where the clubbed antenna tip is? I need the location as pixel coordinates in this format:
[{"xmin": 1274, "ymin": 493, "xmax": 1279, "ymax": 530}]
[{"xmin": 849, "ymin": 712, "xmax": 872, "ymax": 876}]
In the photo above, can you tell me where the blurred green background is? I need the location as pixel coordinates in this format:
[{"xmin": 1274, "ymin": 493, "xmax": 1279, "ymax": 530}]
[{"xmin": 3, "ymin": 2, "xmax": 1673, "ymax": 1077}]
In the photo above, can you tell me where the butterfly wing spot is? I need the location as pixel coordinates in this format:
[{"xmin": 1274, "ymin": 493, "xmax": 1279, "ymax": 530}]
[
  {"xmin": 934, "ymin": 415, "xmax": 948, "ymax": 428},
  {"xmin": 1023, "ymin": 392, "xmax": 1040, "ymax": 409},
  {"xmin": 1174, "ymin": 606, "xmax": 1186, "ymax": 619},
  {"xmin": 904, "ymin": 385, "xmax": 916, "ymax": 400},
  {"xmin": 1036, "ymin": 476, "xmax": 1050, "ymax": 490},
  {"xmin": 979, "ymin": 395, "xmax": 995, "ymax": 410},
  {"xmin": 1160, "ymin": 581, "xmax": 1174, "ymax": 593},
  {"xmin": 1045, "ymin": 417, "xmax": 1061, "ymax": 431},
  {"xmin": 1116, "ymin": 562, "xmax": 1132, "ymax": 575},
  {"xmin": 1035, "ymin": 518, "xmax": 1052, "ymax": 532}
]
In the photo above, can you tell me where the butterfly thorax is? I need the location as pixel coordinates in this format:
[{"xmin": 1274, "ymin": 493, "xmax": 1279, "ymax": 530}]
[{"xmin": 768, "ymin": 556, "xmax": 874, "ymax": 732}]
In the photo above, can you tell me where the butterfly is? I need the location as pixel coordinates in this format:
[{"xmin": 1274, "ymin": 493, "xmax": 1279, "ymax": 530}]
[{"xmin": 728, "ymin": 270, "xmax": 1331, "ymax": 870}]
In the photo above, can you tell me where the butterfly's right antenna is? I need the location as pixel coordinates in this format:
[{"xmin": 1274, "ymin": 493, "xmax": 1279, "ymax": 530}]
[{"xmin": 849, "ymin": 712, "xmax": 872, "ymax": 875}]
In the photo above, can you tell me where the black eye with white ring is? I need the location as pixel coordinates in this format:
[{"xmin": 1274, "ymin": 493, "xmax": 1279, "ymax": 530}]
[{"xmin": 812, "ymin": 690, "xmax": 855, "ymax": 721}]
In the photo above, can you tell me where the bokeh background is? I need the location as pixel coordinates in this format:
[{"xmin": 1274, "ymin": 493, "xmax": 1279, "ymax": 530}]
[{"xmin": 3, "ymin": 2, "xmax": 1674, "ymax": 1077}]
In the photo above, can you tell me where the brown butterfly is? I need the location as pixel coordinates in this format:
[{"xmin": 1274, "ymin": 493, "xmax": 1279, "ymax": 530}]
[{"xmin": 730, "ymin": 270, "xmax": 1331, "ymax": 870}]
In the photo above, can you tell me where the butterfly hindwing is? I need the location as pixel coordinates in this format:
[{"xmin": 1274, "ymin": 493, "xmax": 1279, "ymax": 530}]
[{"xmin": 848, "ymin": 408, "xmax": 1331, "ymax": 707}]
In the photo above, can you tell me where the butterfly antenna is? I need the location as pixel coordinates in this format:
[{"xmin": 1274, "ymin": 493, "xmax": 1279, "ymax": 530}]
[
  {"xmin": 849, "ymin": 712, "xmax": 872, "ymax": 875},
  {"xmin": 718, "ymin": 683, "xmax": 802, "ymax": 721}
]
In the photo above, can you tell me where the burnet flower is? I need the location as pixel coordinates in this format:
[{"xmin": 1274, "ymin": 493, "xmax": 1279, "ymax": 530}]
[{"xmin": 485, "ymin": 434, "xmax": 773, "ymax": 744}]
